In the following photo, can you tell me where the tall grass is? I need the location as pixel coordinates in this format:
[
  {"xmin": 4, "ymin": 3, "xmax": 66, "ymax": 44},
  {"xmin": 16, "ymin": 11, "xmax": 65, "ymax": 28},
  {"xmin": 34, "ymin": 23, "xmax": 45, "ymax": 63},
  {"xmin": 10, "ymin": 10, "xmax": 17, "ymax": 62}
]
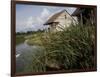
[
  {"xmin": 31, "ymin": 24, "xmax": 96, "ymax": 71},
  {"xmin": 16, "ymin": 24, "xmax": 96, "ymax": 72},
  {"xmin": 23, "ymin": 24, "xmax": 96, "ymax": 72}
]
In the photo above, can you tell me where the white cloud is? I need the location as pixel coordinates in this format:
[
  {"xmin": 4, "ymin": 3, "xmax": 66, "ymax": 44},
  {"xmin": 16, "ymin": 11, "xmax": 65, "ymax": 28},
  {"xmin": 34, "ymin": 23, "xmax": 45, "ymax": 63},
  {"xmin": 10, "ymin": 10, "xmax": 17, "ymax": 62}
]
[
  {"xmin": 41, "ymin": 8, "xmax": 51, "ymax": 18},
  {"xmin": 16, "ymin": 8, "xmax": 51, "ymax": 32},
  {"xmin": 26, "ymin": 16, "xmax": 34, "ymax": 27},
  {"xmin": 29, "ymin": 8, "xmax": 51, "ymax": 25},
  {"xmin": 16, "ymin": 16, "xmax": 34, "ymax": 32}
]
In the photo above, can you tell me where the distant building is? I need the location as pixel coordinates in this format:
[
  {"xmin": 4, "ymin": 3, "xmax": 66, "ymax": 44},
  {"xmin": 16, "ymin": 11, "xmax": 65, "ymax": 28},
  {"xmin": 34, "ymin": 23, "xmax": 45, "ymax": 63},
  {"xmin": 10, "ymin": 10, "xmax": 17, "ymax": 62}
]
[
  {"xmin": 44, "ymin": 10, "xmax": 78, "ymax": 32},
  {"xmin": 71, "ymin": 8, "xmax": 96, "ymax": 25}
]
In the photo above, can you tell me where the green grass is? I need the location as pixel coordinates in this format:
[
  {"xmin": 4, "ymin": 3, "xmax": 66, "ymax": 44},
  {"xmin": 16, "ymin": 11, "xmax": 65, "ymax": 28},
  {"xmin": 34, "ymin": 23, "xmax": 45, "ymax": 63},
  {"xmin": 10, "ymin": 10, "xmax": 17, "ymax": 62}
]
[
  {"xmin": 43, "ymin": 25, "xmax": 95, "ymax": 70},
  {"xmin": 16, "ymin": 23, "xmax": 96, "ymax": 72},
  {"xmin": 31, "ymin": 24, "xmax": 96, "ymax": 71},
  {"xmin": 26, "ymin": 33, "xmax": 44, "ymax": 46},
  {"xmin": 16, "ymin": 35, "xmax": 25, "ymax": 45}
]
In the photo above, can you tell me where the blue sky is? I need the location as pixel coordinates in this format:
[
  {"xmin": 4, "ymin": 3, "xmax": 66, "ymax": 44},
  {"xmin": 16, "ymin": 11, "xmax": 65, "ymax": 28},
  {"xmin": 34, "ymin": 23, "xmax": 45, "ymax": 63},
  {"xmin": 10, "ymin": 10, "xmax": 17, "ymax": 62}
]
[{"xmin": 16, "ymin": 4, "xmax": 76, "ymax": 32}]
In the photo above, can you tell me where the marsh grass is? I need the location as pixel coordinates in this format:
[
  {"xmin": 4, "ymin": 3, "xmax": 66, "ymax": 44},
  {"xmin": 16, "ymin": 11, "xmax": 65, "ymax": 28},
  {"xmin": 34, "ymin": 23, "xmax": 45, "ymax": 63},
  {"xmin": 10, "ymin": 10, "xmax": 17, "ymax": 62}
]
[
  {"xmin": 16, "ymin": 23, "xmax": 96, "ymax": 72},
  {"xmin": 31, "ymin": 24, "xmax": 96, "ymax": 71}
]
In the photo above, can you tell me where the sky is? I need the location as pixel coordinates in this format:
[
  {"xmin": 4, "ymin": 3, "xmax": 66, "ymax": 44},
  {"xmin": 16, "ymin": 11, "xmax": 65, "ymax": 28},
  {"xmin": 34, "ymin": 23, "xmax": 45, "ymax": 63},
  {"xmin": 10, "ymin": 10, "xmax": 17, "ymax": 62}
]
[{"xmin": 16, "ymin": 4, "xmax": 76, "ymax": 32}]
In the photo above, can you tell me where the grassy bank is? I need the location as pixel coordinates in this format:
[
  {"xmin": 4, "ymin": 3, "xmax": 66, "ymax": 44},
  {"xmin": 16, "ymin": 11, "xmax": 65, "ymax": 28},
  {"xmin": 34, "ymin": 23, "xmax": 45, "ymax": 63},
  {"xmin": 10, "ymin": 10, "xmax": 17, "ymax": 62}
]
[
  {"xmin": 16, "ymin": 32, "xmax": 44, "ymax": 46},
  {"xmin": 16, "ymin": 35, "xmax": 25, "ymax": 45},
  {"xmin": 16, "ymin": 24, "xmax": 96, "ymax": 72},
  {"xmin": 43, "ymin": 25, "xmax": 95, "ymax": 69},
  {"xmin": 26, "ymin": 33, "xmax": 44, "ymax": 46},
  {"xmin": 31, "ymin": 24, "xmax": 96, "ymax": 71}
]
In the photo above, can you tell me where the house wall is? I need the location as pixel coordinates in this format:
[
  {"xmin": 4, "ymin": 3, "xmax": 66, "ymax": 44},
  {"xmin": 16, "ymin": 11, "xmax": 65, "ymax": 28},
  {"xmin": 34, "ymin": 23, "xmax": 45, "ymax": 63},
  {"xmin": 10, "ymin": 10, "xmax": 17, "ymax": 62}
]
[
  {"xmin": 53, "ymin": 11, "xmax": 78, "ymax": 31},
  {"xmin": 73, "ymin": 16, "xmax": 78, "ymax": 24},
  {"xmin": 49, "ymin": 23, "xmax": 57, "ymax": 32}
]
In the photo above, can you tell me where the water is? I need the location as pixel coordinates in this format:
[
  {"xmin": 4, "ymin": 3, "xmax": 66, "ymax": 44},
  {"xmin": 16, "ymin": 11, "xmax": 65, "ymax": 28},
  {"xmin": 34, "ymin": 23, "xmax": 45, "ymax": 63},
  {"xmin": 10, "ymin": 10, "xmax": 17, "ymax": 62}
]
[
  {"xmin": 16, "ymin": 40, "xmax": 43, "ymax": 73},
  {"xmin": 16, "ymin": 41, "xmax": 39, "ymax": 56}
]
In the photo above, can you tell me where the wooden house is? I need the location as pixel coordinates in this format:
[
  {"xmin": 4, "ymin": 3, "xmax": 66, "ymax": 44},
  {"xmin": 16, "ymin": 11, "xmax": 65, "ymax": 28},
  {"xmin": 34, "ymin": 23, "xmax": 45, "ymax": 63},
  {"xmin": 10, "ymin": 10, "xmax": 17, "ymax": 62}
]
[
  {"xmin": 71, "ymin": 8, "xmax": 96, "ymax": 25},
  {"xmin": 44, "ymin": 10, "xmax": 78, "ymax": 32}
]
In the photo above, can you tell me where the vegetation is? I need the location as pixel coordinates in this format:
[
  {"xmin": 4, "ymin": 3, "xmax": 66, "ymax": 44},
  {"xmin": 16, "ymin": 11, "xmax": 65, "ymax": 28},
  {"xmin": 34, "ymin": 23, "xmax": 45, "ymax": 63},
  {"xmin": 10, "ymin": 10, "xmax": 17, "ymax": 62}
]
[
  {"xmin": 16, "ymin": 23, "xmax": 96, "ymax": 73},
  {"xmin": 16, "ymin": 35, "xmax": 25, "ymax": 45},
  {"xmin": 26, "ymin": 33, "xmax": 44, "ymax": 46},
  {"xmin": 16, "ymin": 29, "xmax": 45, "ymax": 45},
  {"xmin": 29, "ymin": 24, "xmax": 96, "ymax": 72}
]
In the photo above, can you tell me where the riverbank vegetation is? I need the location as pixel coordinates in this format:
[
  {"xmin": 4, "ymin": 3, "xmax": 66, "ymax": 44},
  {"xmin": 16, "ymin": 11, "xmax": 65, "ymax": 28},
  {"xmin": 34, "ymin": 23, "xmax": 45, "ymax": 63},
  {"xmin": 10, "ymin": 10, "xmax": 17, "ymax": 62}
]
[
  {"xmin": 26, "ymin": 33, "xmax": 44, "ymax": 46},
  {"xmin": 16, "ymin": 30, "xmax": 44, "ymax": 45},
  {"xmin": 16, "ymin": 23, "xmax": 96, "ymax": 73},
  {"xmin": 16, "ymin": 35, "xmax": 25, "ymax": 45},
  {"xmin": 42, "ymin": 24, "xmax": 95, "ymax": 70}
]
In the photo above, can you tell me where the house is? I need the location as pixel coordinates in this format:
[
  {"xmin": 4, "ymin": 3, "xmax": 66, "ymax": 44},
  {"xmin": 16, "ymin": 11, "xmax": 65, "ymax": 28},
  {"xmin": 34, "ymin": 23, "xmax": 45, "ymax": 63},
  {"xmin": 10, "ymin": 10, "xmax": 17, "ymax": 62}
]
[
  {"xmin": 44, "ymin": 10, "xmax": 78, "ymax": 32},
  {"xmin": 71, "ymin": 8, "xmax": 96, "ymax": 25}
]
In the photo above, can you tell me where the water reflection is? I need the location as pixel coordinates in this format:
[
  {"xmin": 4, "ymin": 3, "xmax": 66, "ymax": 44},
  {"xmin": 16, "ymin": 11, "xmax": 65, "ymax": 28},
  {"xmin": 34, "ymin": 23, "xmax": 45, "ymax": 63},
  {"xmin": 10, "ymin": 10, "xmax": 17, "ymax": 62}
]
[{"xmin": 16, "ymin": 41, "xmax": 43, "ymax": 73}]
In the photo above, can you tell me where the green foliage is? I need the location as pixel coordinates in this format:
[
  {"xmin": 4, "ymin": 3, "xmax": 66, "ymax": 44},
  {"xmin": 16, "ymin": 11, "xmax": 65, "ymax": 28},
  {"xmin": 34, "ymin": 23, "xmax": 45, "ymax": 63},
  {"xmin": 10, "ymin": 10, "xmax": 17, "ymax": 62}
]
[
  {"xmin": 35, "ymin": 24, "xmax": 96, "ymax": 71},
  {"xmin": 16, "ymin": 23, "xmax": 96, "ymax": 72},
  {"xmin": 16, "ymin": 35, "xmax": 25, "ymax": 45},
  {"xmin": 26, "ymin": 33, "xmax": 44, "ymax": 46}
]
